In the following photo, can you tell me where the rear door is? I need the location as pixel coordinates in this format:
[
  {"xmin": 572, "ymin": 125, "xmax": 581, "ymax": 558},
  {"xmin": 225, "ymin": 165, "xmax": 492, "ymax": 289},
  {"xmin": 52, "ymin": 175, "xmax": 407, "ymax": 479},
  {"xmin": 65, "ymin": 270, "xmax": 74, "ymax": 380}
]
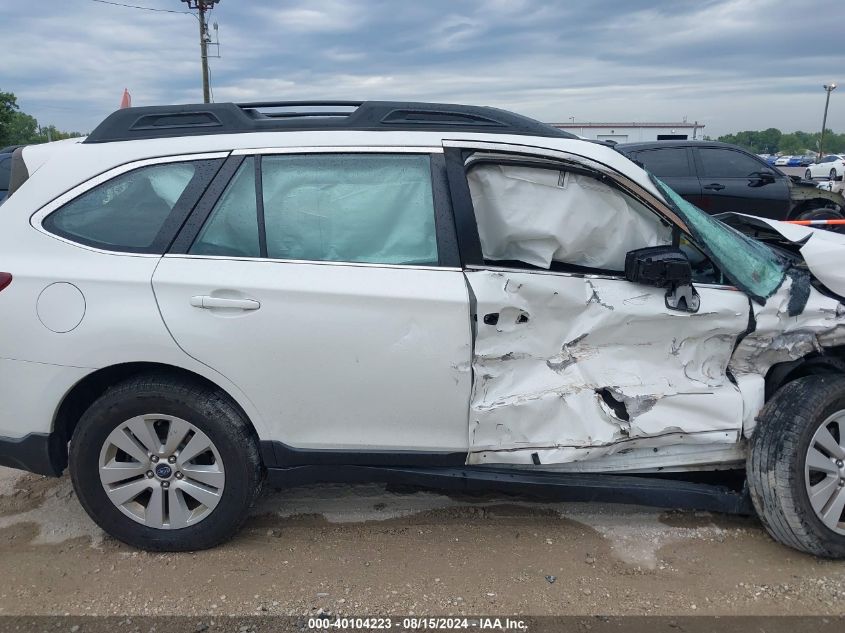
[
  {"xmin": 152, "ymin": 149, "xmax": 472, "ymax": 459},
  {"xmin": 693, "ymin": 146, "xmax": 790, "ymax": 219},
  {"xmin": 627, "ymin": 146, "xmax": 704, "ymax": 208}
]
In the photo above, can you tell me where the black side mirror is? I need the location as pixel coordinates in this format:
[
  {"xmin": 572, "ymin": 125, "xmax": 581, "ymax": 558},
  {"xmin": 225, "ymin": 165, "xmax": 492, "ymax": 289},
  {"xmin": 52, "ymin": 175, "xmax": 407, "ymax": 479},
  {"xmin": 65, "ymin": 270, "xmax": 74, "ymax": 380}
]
[{"xmin": 625, "ymin": 246, "xmax": 700, "ymax": 312}]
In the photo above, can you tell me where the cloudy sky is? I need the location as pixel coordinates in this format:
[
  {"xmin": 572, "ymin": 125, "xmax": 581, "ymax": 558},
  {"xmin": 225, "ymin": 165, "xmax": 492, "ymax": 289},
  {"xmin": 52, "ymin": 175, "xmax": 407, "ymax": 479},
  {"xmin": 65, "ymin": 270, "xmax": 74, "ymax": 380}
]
[{"xmin": 1, "ymin": 0, "xmax": 842, "ymax": 137}]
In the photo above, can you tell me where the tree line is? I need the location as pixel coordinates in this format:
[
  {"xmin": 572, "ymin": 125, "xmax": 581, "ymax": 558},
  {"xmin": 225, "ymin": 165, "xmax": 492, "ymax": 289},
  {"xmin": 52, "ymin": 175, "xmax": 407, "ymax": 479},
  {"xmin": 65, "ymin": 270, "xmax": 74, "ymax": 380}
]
[
  {"xmin": 713, "ymin": 128, "xmax": 845, "ymax": 155},
  {"xmin": 0, "ymin": 90, "xmax": 83, "ymax": 148}
]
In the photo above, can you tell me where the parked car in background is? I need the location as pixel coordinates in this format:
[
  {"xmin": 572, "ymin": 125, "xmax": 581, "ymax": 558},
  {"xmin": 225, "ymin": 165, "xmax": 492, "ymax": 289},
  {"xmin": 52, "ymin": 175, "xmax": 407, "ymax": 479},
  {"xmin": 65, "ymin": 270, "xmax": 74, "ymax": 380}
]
[
  {"xmin": 764, "ymin": 154, "xmax": 780, "ymax": 166},
  {"xmin": 788, "ymin": 154, "xmax": 816, "ymax": 167},
  {"xmin": 616, "ymin": 140, "xmax": 845, "ymax": 222},
  {"xmin": 806, "ymin": 154, "xmax": 845, "ymax": 181},
  {"xmin": 0, "ymin": 153, "xmax": 12, "ymax": 203},
  {"xmin": 775, "ymin": 155, "xmax": 792, "ymax": 166}
]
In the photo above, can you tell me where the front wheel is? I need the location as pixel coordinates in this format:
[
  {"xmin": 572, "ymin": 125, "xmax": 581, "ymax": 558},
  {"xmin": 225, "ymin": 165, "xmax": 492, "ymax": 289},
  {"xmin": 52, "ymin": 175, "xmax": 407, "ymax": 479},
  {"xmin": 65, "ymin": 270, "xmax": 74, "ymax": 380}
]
[
  {"xmin": 795, "ymin": 207, "xmax": 845, "ymax": 233},
  {"xmin": 70, "ymin": 374, "xmax": 263, "ymax": 551},
  {"xmin": 747, "ymin": 376, "xmax": 845, "ymax": 558},
  {"xmin": 805, "ymin": 169, "xmax": 813, "ymax": 180}
]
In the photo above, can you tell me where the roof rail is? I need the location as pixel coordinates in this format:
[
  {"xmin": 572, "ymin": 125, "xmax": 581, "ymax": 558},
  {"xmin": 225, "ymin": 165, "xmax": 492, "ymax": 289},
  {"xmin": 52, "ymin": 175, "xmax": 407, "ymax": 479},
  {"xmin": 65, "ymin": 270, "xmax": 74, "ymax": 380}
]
[{"xmin": 83, "ymin": 101, "xmax": 576, "ymax": 143}]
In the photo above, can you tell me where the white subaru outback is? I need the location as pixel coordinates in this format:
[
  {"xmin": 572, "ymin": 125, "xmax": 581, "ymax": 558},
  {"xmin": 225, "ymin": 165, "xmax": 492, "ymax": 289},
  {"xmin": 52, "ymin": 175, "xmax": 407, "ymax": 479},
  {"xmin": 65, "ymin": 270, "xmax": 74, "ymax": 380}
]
[{"xmin": 2, "ymin": 101, "xmax": 845, "ymax": 555}]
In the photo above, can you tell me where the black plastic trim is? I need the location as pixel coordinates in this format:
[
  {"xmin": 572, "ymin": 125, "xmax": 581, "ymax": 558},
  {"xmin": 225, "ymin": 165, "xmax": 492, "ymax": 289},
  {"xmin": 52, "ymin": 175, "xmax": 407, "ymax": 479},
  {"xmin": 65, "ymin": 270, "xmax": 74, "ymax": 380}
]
[
  {"xmin": 0, "ymin": 432, "xmax": 66, "ymax": 477},
  {"xmin": 84, "ymin": 101, "xmax": 576, "ymax": 144},
  {"xmin": 444, "ymin": 147, "xmax": 484, "ymax": 266},
  {"xmin": 429, "ymin": 153, "xmax": 461, "ymax": 268},
  {"xmin": 264, "ymin": 465, "xmax": 753, "ymax": 515},
  {"xmin": 254, "ymin": 155, "xmax": 268, "ymax": 258},
  {"xmin": 261, "ymin": 440, "xmax": 466, "ymax": 468}
]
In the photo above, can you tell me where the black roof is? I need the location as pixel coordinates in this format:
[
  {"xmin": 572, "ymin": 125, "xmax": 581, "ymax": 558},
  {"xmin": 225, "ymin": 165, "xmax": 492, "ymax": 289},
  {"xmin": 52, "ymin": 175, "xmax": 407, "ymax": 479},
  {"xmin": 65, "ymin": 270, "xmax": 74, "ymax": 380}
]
[{"xmin": 84, "ymin": 101, "xmax": 577, "ymax": 144}]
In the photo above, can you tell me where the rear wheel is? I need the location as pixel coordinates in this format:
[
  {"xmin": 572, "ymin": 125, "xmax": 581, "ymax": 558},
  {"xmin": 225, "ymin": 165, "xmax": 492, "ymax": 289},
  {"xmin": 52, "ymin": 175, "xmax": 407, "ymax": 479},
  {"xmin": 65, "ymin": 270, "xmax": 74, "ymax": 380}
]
[
  {"xmin": 70, "ymin": 374, "xmax": 262, "ymax": 551},
  {"xmin": 804, "ymin": 169, "xmax": 813, "ymax": 180},
  {"xmin": 747, "ymin": 376, "xmax": 845, "ymax": 558}
]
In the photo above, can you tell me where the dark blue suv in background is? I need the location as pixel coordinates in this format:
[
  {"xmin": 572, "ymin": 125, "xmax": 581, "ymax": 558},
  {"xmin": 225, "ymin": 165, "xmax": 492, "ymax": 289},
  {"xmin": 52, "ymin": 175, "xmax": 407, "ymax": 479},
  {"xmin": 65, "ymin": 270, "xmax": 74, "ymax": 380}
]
[{"xmin": 0, "ymin": 153, "xmax": 12, "ymax": 204}]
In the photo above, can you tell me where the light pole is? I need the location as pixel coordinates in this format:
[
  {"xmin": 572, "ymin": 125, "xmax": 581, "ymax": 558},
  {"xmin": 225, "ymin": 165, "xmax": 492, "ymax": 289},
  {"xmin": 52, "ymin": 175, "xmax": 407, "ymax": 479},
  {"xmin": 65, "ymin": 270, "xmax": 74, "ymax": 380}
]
[
  {"xmin": 819, "ymin": 82, "xmax": 837, "ymax": 160},
  {"xmin": 180, "ymin": 0, "xmax": 221, "ymax": 103}
]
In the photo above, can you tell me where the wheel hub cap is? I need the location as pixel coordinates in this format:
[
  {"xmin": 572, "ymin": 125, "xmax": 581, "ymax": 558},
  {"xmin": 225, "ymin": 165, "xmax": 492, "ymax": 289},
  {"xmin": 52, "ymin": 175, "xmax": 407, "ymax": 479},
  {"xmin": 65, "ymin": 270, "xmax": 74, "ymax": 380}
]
[
  {"xmin": 98, "ymin": 414, "xmax": 225, "ymax": 530},
  {"xmin": 804, "ymin": 411, "xmax": 845, "ymax": 535}
]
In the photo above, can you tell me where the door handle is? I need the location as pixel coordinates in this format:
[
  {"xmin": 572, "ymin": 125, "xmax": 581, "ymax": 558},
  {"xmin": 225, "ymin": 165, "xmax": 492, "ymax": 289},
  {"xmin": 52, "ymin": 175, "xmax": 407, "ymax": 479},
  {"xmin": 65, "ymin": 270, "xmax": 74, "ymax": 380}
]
[
  {"xmin": 703, "ymin": 183, "xmax": 725, "ymax": 191},
  {"xmin": 190, "ymin": 295, "xmax": 261, "ymax": 310}
]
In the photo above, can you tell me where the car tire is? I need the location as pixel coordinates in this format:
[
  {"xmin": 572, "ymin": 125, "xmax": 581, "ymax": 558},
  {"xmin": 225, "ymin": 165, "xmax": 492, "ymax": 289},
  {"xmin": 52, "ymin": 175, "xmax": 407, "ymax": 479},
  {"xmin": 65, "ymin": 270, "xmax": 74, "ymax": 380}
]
[
  {"xmin": 795, "ymin": 208, "xmax": 845, "ymax": 233},
  {"xmin": 69, "ymin": 373, "xmax": 263, "ymax": 551},
  {"xmin": 747, "ymin": 375, "xmax": 845, "ymax": 558},
  {"xmin": 805, "ymin": 169, "xmax": 813, "ymax": 180}
]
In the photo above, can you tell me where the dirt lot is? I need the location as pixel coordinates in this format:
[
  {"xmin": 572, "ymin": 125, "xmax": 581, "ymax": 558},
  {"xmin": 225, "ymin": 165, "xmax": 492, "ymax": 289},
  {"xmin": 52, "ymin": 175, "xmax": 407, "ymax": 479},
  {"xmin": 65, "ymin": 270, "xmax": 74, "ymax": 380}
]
[{"xmin": 0, "ymin": 466, "xmax": 843, "ymax": 618}]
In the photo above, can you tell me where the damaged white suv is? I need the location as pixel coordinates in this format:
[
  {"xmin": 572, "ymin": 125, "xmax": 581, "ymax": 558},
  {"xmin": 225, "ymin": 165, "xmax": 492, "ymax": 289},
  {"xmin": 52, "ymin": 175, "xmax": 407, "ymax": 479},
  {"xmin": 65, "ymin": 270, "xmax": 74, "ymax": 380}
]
[{"xmin": 2, "ymin": 101, "xmax": 845, "ymax": 555}]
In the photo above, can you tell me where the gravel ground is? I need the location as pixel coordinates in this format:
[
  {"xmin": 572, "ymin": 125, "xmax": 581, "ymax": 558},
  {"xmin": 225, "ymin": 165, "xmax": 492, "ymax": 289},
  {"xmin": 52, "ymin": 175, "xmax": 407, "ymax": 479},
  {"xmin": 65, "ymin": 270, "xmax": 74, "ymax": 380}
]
[{"xmin": 0, "ymin": 466, "xmax": 843, "ymax": 617}]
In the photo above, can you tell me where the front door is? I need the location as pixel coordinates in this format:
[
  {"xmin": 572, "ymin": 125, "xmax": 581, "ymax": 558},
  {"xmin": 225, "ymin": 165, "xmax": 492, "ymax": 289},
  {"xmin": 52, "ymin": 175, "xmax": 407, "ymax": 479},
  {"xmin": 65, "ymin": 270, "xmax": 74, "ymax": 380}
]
[
  {"xmin": 446, "ymin": 143, "xmax": 750, "ymax": 466},
  {"xmin": 153, "ymin": 151, "xmax": 472, "ymax": 456},
  {"xmin": 694, "ymin": 146, "xmax": 790, "ymax": 220}
]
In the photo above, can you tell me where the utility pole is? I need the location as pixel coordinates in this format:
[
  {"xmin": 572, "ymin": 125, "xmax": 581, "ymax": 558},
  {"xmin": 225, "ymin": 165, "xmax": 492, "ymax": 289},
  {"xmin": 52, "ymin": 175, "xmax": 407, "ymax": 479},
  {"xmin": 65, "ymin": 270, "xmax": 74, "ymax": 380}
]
[
  {"xmin": 819, "ymin": 82, "xmax": 837, "ymax": 160},
  {"xmin": 181, "ymin": 1, "xmax": 221, "ymax": 103}
]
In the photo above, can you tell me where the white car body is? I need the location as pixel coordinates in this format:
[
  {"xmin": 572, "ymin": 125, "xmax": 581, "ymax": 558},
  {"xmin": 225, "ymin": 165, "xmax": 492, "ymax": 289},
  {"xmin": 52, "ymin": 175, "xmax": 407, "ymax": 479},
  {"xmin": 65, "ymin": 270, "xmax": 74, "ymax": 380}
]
[
  {"xmin": 775, "ymin": 155, "xmax": 792, "ymax": 166},
  {"xmin": 2, "ymin": 101, "xmax": 845, "ymax": 553},
  {"xmin": 806, "ymin": 154, "xmax": 845, "ymax": 179}
]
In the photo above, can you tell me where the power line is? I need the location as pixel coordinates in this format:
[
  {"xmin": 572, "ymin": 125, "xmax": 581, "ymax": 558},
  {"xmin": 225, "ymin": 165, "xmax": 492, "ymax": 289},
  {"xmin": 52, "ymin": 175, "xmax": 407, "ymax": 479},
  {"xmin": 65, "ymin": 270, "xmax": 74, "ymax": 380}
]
[{"xmin": 89, "ymin": 0, "xmax": 191, "ymax": 15}]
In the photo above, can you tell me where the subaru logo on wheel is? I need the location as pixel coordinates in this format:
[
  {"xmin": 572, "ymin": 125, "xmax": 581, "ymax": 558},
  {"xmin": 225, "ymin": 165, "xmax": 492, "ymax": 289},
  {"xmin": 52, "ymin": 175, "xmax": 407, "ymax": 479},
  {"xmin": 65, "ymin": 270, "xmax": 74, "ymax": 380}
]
[{"xmin": 154, "ymin": 464, "xmax": 172, "ymax": 479}]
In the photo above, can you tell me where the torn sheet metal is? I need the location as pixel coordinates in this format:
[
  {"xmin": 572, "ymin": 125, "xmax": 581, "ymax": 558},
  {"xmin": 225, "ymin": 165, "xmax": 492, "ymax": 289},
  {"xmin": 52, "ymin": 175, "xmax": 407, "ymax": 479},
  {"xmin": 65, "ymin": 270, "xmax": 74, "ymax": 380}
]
[
  {"xmin": 466, "ymin": 269, "xmax": 749, "ymax": 466},
  {"xmin": 728, "ymin": 274, "xmax": 845, "ymax": 437},
  {"xmin": 723, "ymin": 213, "xmax": 845, "ymax": 298},
  {"xmin": 467, "ymin": 164, "xmax": 671, "ymax": 270}
]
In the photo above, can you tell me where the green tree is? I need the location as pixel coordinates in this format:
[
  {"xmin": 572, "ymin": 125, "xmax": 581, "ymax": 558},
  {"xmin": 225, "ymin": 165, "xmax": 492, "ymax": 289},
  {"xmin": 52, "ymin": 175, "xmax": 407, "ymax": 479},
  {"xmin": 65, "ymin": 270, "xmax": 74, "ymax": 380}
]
[{"xmin": 0, "ymin": 89, "xmax": 83, "ymax": 147}]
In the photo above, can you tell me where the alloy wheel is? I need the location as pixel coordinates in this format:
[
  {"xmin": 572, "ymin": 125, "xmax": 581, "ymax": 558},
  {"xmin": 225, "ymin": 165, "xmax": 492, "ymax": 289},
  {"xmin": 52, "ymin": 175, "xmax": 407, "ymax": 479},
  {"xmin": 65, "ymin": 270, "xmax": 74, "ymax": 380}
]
[
  {"xmin": 804, "ymin": 410, "xmax": 845, "ymax": 535},
  {"xmin": 98, "ymin": 414, "xmax": 225, "ymax": 529}
]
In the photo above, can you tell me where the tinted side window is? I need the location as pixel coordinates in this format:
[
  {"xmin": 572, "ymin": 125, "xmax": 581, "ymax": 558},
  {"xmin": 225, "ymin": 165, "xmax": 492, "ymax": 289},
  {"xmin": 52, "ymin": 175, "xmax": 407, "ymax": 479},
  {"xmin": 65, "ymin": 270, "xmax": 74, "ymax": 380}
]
[
  {"xmin": 631, "ymin": 148, "xmax": 691, "ymax": 177},
  {"xmin": 190, "ymin": 158, "xmax": 260, "ymax": 257},
  {"xmin": 0, "ymin": 157, "xmax": 10, "ymax": 190},
  {"xmin": 44, "ymin": 162, "xmax": 201, "ymax": 251},
  {"xmin": 261, "ymin": 154, "xmax": 438, "ymax": 265},
  {"xmin": 699, "ymin": 148, "xmax": 765, "ymax": 178}
]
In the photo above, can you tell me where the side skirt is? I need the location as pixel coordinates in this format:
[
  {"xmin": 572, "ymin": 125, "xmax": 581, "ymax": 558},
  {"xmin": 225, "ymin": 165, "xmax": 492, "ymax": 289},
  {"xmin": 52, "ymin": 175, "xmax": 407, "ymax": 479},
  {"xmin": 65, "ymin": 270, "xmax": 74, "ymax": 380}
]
[{"xmin": 264, "ymin": 464, "xmax": 754, "ymax": 516}]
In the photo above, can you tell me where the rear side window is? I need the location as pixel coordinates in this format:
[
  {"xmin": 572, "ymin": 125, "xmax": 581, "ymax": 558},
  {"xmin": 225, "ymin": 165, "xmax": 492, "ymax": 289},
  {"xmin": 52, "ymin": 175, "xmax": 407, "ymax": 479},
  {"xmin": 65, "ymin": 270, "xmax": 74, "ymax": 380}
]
[
  {"xmin": 44, "ymin": 161, "xmax": 214, "ymax": 252},
  {"xmin": 191, "ymin": 158, "xmax": 260, "ymax": 257},
  {"xmin": 192, "ymin": 153, "xmax": 439, "ymax": 266},
  {"xmin": 0, "ymin": 156, "xmax": 10, "ymax": 191},
  {"xmin": 631, "ymin": 148, "xmax": 691, "ymax": 177},
  {"xmin": 698, "ymin": 148, "xmax": 765, "ymax": 178}
]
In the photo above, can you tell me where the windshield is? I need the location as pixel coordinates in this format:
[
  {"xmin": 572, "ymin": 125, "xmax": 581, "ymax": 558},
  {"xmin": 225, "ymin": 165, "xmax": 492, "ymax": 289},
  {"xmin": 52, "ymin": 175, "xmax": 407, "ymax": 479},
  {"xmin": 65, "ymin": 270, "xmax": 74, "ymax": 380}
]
[{"xmin": 651, "ymin": 176, "xmax": 787, "ymax": 304}]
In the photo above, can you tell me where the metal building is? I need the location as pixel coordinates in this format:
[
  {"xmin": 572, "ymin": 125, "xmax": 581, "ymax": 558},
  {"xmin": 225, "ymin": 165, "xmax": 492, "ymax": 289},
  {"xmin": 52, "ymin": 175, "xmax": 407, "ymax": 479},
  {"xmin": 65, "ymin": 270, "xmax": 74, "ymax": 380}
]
[{"xmin": 547, "ymin": 121, "xmax": 705, "ymax": 143}]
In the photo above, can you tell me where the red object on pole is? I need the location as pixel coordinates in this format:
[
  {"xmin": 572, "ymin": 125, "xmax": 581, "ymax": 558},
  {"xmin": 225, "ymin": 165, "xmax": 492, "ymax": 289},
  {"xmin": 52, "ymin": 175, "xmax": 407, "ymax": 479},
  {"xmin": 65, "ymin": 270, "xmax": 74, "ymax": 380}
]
[{"xmin": 119, "ymin": 88, "xmax": 132, "ymax": 109}]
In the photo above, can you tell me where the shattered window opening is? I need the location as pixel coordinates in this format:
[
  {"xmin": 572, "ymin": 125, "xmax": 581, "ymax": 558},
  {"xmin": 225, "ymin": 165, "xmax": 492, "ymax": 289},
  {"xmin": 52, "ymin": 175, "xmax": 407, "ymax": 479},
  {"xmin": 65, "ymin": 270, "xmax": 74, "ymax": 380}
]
[
  {"xmin": 467, "ymin": 162, "xmax": 672, "ymax": 271},
  {"xmin": 651, "ymin": 176, "xmax": 787, "ymax": 303}
]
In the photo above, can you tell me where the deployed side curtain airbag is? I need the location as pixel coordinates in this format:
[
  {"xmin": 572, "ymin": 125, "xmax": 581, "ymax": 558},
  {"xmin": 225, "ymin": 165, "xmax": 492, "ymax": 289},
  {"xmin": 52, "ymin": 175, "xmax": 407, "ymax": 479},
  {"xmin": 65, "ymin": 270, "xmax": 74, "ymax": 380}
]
[
  {"xmin": 467, "ymin": 164, "xmax": 671, "ymax": 270},
  {"xmin": 261, "ymin": 154, "xmax": 438, "ymax": 265}
]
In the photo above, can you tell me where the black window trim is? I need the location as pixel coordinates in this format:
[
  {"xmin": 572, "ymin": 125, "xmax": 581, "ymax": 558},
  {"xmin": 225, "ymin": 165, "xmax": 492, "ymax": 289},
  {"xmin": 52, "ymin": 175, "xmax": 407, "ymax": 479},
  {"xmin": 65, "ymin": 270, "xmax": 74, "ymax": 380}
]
[{"xmin": 170, "ymin": 149, "xmax": 461, "ymax": 268}]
